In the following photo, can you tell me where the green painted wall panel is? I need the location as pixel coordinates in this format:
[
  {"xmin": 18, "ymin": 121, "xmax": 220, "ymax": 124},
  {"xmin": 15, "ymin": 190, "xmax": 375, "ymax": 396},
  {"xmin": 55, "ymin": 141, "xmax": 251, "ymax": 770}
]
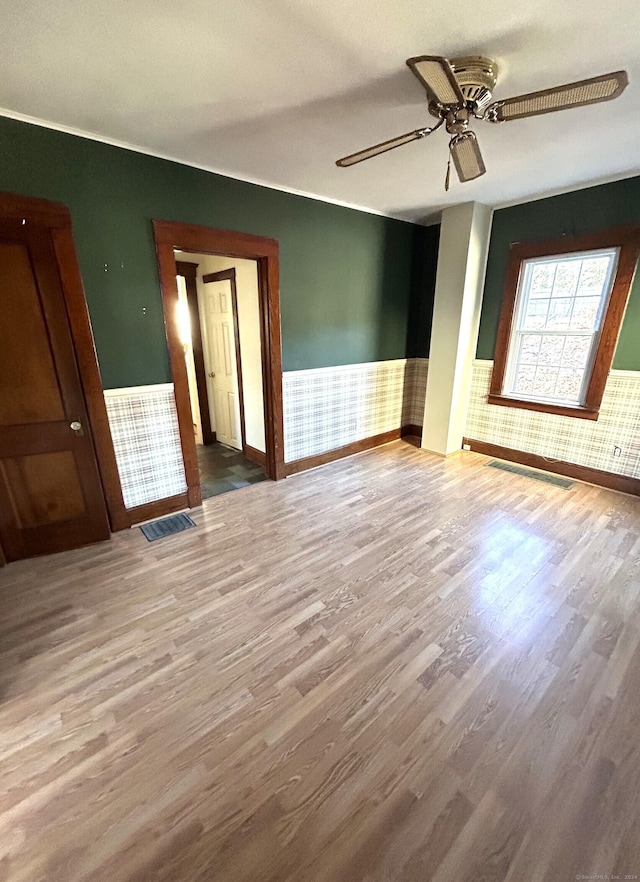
[
  {"xmin": 0, "ymin": 116, "xmax": 434, "ymax": 387},
  {"xmin": 406, "ymin": 224, "xmax": 439, "ymax": 359},
  {"xmin": 478, "ymin": 176, "xmax": 640, "ymax": 370}
]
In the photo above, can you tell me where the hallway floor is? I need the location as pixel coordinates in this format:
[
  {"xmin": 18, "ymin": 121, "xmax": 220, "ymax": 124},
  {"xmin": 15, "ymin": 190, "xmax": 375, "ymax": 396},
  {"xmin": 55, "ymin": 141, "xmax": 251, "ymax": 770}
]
[{"xmin": 197, "ymin": 441, "xmax": 267, "ymax": 499}]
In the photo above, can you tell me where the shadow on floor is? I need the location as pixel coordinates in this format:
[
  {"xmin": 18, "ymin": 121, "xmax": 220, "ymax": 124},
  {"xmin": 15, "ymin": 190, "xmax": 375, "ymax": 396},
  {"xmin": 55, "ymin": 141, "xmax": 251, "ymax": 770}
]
[{"xmin": 197, "ymin": 442, "xmax": 267, "ymax": 500}]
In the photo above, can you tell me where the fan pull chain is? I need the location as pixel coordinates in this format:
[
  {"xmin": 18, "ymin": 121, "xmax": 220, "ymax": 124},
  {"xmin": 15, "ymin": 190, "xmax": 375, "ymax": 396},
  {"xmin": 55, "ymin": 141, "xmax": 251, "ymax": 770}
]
[{"xmin": 445, "ymin": 156, "xmax": 451, "ymax": 192}]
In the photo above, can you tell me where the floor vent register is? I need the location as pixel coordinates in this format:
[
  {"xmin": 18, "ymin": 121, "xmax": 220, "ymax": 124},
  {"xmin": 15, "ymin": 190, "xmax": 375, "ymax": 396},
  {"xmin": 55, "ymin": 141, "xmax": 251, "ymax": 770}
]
[
  {"xmin": 140, "ymin": 513, "xmax": 196, "ymax": 541},
  {"xmin": 487, "ymin": 460, "xmax": 574, "ymax": 489}
]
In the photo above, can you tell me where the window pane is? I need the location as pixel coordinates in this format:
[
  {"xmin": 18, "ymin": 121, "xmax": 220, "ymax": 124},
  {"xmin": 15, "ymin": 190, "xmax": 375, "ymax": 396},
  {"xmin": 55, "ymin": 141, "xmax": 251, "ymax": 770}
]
[
  {"xmin": 547, "ymin": 298, "xmax": 572, "ymax": 329},
  {"xmin": 520, "ymin": 334, "xmax": 541, "ymax": 363},
  {"xmin": 529, "ymin": 263, "xmax": 555, "ymax": 297},
  {"xmin": 570, "ymin": 296, "xmax": 601, "ymax": 331},
  {"xmin": 556, "ymin": 369, "xmax": 583, "ymax": 400},
  {"xmin": 561, "ymin": 335, "xmax": 591, "ymax": 368},
  {"xmin": 538, "ymin": 336, "xmax": 565, "ymax": 365},
  {"xmin": 577, "ymin": 257, "xmax": 610, "ymax": 293},
  {"xmin": 514, "ymin": 366, "xmax": 535, "ymax": 394},
  {"xmin": 551, "ymin": 261, "xmax": 580, "ymax": 297},
  {"xmin": 523, "ymin": 299, "xmax": 549, "ymax": 329},
  {"xmin": 532, "ymin": 366, "xmax": 559, "ymax": 396}
]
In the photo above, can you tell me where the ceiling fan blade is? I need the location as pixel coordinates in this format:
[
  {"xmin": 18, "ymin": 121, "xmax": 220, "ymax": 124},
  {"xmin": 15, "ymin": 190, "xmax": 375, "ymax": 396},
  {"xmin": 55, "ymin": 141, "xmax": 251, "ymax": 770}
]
[
  {"xmin": 336, "ymin": 128, "xmax": 428, "ymax": 167},
  {"xmin": 485, "ymin": 70, "xmax": 628, "ymax": 122},
  {"xmin": 406, "ymin": 55, "xmax": 464, "ymax": 106},
  {"xmin": 449, "ymin": 132, "xmax": 486, "ymax": 183}
]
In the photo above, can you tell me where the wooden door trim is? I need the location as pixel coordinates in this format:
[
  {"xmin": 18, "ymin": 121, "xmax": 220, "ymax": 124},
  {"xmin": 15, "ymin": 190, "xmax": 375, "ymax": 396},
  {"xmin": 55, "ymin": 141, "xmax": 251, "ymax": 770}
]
[
  {"xmin": 0, "ymin": 191, "xmax": 127, "ymax": 532},
  {"xmin": 153, "ymin": 221, "xmax": 285, "ymax": 499},
  {"xmin": 175, "ymin": 260, "xmax": 215, "ymax": 446},
  {"xmin": 201, "ymin": 268, "xmax": 247, "ymax": 454}
]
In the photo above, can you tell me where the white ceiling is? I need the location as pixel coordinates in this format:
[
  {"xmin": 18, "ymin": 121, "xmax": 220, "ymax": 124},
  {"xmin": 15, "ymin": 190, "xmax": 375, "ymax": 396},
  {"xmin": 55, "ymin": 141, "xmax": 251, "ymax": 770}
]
[{"xmin": 2, "ymin": 0, "xmax": 639, "ymax": 223}]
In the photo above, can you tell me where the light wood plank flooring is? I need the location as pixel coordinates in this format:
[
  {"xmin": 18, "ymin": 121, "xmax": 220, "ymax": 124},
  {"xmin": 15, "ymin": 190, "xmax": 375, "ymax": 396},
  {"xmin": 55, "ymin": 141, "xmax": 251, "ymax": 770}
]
[{"xmin": 1, "ymin": 440, "xmax": 640, "ymax": 882}]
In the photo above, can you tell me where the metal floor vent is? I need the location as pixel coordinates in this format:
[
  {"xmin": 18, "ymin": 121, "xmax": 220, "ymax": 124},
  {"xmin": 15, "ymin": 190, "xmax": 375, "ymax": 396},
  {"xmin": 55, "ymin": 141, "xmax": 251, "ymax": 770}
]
[
  {"xmin": 487, "ymin": 460, "xmax": 574, "ymax": 489},
  {"xmin": 140, "ymin": 513, "xmax": 196, "ymax": 542}
]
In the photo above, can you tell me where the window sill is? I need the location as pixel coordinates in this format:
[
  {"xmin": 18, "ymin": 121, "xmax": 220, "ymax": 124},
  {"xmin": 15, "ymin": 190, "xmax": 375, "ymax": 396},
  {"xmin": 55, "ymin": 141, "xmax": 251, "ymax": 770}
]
[{"xmin": 487, "ymin": 394, "xmax": 600, "ymax": 421}]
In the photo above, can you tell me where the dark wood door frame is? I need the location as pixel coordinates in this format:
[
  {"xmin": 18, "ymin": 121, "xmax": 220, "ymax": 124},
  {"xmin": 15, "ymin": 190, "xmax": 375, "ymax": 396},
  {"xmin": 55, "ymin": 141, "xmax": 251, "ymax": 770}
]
[
  {"xmin": 201, "ymin": 268, "xmax": 247, "ymax": 455},
  {"xmin": 175, "ymin": 260, "xmax": 215, "ymax": 446},
  {"xmin": 153, "ymin": 220, "xmax": 285, "ymax": 506},
  {"xmin": 0, "ymin": 191, "xmax": 127, "ymax": 556}
]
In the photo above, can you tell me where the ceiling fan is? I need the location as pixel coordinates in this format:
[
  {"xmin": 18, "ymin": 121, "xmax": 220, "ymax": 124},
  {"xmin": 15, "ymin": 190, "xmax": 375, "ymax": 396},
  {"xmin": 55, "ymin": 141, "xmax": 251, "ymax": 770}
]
[{"xmin": 336, "ymin": 56, "xmax": 628, "ymax": 189}]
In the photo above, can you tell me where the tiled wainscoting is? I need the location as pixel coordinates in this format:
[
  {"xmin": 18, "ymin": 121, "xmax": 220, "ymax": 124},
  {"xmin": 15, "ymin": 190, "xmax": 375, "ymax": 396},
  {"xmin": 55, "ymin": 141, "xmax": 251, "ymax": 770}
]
[
  {"xmin": 103, "ymin": 360, "xmax": 429, "ymax": 508},
  {"xmin": 101, "ymin": 361, "xmax": 637, "ymax": 510},
  {"xmin": 282, "ymin": 358, "xmax": 428, "ymax": 462},
  {"xmin": 405, "ymin": 358, "xmax": 428, "ymax": 430},
  {"xmin": 104, "ymin": 385, "xmax": 187, "ymax": 509},
  {"xmin": 466, "ymin": 360, "xmax": 640, "ymax": 479}
]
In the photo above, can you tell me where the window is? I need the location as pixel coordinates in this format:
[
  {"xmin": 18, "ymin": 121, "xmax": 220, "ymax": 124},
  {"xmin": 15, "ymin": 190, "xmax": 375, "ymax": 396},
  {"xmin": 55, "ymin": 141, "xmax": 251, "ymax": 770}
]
[
  {"xmin": 505, "ymin": 248, "xmax": 618, "ymax": 405},
  {"xmin": 489, "ymin": 226, "xmax": 640, "ymax": 420}
]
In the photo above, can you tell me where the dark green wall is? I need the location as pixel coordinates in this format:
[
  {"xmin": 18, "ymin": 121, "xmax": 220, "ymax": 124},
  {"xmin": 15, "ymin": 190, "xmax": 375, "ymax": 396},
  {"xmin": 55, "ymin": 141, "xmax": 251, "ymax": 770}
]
[
  {"xmin": 406, "ymin": 224, "xmax": 439, "ymax": 359},
  {"xmin": 0, "ymin": 116, "xmax": 435, "ymax": 387},
  {"xmin": 478, "ymin": 176, "xmax": 640, "ymax": 370}
]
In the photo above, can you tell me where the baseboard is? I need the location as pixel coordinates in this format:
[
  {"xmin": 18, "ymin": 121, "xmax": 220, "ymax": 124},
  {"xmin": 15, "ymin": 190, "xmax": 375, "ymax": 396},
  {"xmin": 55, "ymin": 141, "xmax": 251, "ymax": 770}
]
[
  {"xmin": 125, "ymin": 492, "xmax": 191, "ymax": 527},
  {"xmin": 245, "ymin": 444, "xmax": 266, "ymax": 468},
  {"xmin": 285, "ymin": 428, "xmax": 413, "ymax": 476},
  {"xmin": 401, "ymin": 424, "xmax": 422, "ymax": 438},
  {"xmin": 463, "ymin": 438, "xmax": 640, "ymax": 497}
]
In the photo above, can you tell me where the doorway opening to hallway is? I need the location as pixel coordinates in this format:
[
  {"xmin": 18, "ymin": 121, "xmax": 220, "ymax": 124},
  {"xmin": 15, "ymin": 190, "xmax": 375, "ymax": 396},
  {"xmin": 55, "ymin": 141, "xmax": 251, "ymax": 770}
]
[{"xmin": 175, "ymin": 255, "xmax": 268, "ymax": 500}]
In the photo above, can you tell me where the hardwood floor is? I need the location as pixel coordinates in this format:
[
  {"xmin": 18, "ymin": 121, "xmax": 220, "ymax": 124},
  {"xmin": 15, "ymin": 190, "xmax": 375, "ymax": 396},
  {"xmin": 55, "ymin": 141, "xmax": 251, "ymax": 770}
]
[{"xmin": 1, "ymin": 440, "xmax": 640, "ymax": 881}]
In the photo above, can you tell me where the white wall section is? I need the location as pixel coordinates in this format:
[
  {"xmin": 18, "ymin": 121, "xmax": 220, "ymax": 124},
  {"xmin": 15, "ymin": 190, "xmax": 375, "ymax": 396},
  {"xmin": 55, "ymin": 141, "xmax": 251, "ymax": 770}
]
[{"xmin": 421, "ymin": 202, "xmax": 493, "ymax": 456}]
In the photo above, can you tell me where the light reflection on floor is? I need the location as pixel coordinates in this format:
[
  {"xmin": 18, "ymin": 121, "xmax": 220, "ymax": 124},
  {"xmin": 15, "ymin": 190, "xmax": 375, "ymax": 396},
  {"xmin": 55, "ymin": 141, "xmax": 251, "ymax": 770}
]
[{"xmin": 474, "ymin": 514, "xmax": 556, "ymax": 644}]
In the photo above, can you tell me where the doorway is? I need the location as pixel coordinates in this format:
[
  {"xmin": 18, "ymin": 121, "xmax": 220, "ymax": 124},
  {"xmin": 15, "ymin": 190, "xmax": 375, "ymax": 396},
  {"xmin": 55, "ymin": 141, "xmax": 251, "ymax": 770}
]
[
  {"xmin": 153, "ymin": 220, "xmax": 285, "ymax": 508},
  {"xmin": 175, "ymin": 255, "xmax": 268, "ymax": 500}
]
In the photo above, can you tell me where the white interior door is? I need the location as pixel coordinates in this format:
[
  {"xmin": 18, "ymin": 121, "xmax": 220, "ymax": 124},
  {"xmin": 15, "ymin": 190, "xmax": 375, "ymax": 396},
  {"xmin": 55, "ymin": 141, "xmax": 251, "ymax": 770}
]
[{"xmin": 202, "ymin": 279, "xmax": 242, "ymax": 450}]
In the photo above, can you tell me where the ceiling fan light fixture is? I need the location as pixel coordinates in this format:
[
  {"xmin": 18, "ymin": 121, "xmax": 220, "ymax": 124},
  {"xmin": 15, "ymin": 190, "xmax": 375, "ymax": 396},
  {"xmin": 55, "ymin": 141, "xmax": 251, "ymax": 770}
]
[{"xmin": 450, "ymin": 131, "xmax": 486, "ymax": 183}]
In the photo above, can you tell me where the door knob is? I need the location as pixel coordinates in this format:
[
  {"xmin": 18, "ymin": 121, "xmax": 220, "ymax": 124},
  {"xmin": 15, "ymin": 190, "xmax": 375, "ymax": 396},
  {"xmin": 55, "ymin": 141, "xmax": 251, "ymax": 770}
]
[
  {"xmin": 70, "ymin": 420, "xmax": 83, "ymax": 434},
  {"xmin": 208, "ymin": 371, "xmax": 216, "ymax": 378}
]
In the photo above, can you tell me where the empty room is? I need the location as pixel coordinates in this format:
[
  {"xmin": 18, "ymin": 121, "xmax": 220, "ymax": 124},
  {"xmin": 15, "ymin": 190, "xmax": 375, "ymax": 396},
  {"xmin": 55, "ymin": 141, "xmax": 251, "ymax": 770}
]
[{"xmin": 1, "ymin": 1, "xmax": 639, "ymax": 880}]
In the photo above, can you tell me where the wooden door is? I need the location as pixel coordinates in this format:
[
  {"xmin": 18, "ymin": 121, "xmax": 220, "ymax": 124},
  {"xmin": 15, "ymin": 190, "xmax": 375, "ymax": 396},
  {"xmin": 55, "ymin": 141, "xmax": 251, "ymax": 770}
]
[
  {"xmin": 0, "ymin": 218, "xmax": 110, "ymax": 561},
  {"xmin": 201, "ymin": 273, "xmax": 243, "ymax": 451}
]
